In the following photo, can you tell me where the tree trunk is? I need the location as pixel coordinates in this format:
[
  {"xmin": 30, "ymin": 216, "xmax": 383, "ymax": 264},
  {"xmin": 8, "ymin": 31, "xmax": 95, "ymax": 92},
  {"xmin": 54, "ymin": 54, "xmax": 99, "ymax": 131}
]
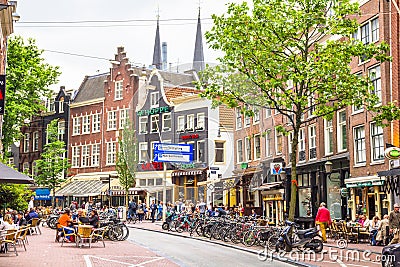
[{"xmin": 288, "ymin": 125, "xmax": 300, "ymax": 221}]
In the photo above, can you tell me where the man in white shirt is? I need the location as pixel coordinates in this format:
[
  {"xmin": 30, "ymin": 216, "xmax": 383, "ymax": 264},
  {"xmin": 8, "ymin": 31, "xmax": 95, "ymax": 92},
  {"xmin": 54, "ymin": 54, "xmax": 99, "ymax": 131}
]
[{"xmin": 28, "ymin": 196, "xmax": 34, "ymax": 210}]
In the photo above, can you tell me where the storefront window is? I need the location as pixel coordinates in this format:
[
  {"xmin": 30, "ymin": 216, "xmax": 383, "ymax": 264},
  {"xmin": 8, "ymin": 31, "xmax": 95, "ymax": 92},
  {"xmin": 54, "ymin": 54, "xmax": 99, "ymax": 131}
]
[
  {"xmin": 327, "ymin": 172, "xmax": 342, "ymax": 220},
  {"xmin": 299, "ymin": 187, "xmax": 312, "ymax": 217}
]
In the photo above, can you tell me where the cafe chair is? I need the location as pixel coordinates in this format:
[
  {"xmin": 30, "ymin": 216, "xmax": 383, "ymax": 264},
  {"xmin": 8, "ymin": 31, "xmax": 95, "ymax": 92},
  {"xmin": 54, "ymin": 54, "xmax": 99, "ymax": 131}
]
[
  {"xmin": 29, "ymin": 218, "xmax": 42, "ymax": 235},
  {"xmin": 0, "ymin": 229, "xmax": 19, "ymax": 256},
  {"xmin": 16, "ymin": 226, "xmax": 29, "ymax": 251},
  {"xmin": 90, "ymin": 227, "xmax": 107, "ymax": 248},
  {"xmin": 61, "ymin": 226, "xmax": 78, "ymax": 247},
  {"xmin": 77, "ymin": 225, "xmax": 93, "ymax": 248}
]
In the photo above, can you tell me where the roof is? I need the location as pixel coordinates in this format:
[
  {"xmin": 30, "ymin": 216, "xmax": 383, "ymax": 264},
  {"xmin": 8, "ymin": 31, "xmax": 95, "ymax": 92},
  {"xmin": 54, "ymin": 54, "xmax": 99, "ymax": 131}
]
[
  {"xmin": 219, "ymin": 105, "xmax": 234, "ymax": 130},
  {"xmin": 193, "ymin": 10, "xmax": 205, "ymax": 72},
  {"xmin": 158, "ymin": 70, "xmax": 196, "ymax": 88},
  {"xmin": 152, "ymin": 20, "xmax": 162, "ymax": 70},
  {"xmin": 55, "ymin": 179, "xmax": 105, "ymax": 197},
  {"xmin": 73, "ymin": 73, "xmax": 108, "ymax": 103},
  {"xmin": 164, "ymin": 86, "xmax": 200, "ymax": 102}
]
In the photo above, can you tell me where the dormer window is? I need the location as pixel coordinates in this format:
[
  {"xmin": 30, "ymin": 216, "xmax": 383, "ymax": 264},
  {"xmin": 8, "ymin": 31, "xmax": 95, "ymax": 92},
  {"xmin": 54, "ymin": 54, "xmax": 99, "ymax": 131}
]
[
  {"xmin": 151, "ymin": 92, "xmax": 159, "ymax": 108},
  {"xmin": 59, "ymin": 97, "xmax": 64, "ymax": 113}
]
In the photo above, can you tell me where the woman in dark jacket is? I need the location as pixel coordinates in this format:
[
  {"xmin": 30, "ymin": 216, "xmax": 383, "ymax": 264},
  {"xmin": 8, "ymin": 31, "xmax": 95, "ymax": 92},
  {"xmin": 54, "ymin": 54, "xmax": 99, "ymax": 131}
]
[{"xmin": 88, "ymin": 210, "xmax": 99, "ymax": 228}]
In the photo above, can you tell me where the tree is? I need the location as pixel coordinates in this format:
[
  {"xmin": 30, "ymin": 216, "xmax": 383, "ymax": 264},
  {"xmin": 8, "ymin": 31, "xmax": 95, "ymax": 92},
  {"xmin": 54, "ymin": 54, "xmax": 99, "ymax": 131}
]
[
  {"xmin": 2, "ymin": 36, "xmax": 60, "ymax": 155},
  {"xmin": 0, "ymin": 184, "xmax": 32, "ymax": 212},
  {"xmin": 198, "ymin": 0, "xmax": 400, "ymax": 220},
  {"xmin": 35, "ymin": 120, "xmax": 70, "ymax": 207},
  {"xmin": 116, "ymin": 122, "xmax": 138, "ymax": 211}
]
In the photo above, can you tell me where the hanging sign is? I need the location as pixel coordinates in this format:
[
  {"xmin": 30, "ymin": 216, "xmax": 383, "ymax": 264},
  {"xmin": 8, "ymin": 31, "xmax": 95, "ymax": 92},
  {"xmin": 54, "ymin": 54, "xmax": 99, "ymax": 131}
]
[
  {"xmin": 270, "ymin": 162, "xmax": 283, "ymax": 175},
  {"xmin": 385, "ymin": 147, "xmax": 400, "ymax": 160}
]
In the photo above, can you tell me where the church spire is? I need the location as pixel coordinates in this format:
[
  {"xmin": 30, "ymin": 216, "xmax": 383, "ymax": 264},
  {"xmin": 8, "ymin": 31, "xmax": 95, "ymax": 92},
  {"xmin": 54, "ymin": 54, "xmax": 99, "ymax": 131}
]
[
  {"xmin": 193, "ymin": 8, "xmax": 205, "ymax": 72},
  {"xmin": 152, "ymin": 16, "xmax": 162, "ymax": 70}
]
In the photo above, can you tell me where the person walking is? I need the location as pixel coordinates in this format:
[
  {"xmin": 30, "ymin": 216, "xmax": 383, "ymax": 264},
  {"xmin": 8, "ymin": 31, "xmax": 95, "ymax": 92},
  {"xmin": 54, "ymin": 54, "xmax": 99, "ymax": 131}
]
[
  {"xmin": 315, "ymin": 202, "xmax": 331, "ymax": 243},
  {"xmin": 150, "ymin": 200, "xmax": 157, "ymax": 223},
  {"xmin": 389, "ymin": 203, "xmax": 400, "ymax": 245}
]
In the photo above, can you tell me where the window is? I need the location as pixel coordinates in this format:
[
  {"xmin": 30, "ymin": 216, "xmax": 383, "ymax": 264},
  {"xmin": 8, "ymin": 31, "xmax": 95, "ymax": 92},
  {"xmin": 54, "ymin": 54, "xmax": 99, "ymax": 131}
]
[
  {"xmin": 276, "ymin": 132, "xmax": 283, "ymax": 155},
  {"xmin": 8, "ymin": 157, "xmax": 14, "ymax": 166},
  {"xmin": 92, "ymin": 144, "xmax": 100, "ymax": 166},
  {"xmin": 196, "ymin": 113, "xmax": 205, "ymax": 130},
  {"xmin": 298, "ymin": 129, "xmax": 305, "ymax": 161},
  {"xmin": 253, "ymin": 107, "xmax": 260, "ymax": 124},
  {"xmin": 107, "ymin": 111, "xmax": 117, "ymax": 130},
  {"xmin": 324, "ymin": 119, "xmax": 333, "ymax": 155},
  {"xmin": 162, "ymin": 113, "xmax": 171, "ymax": 131},
  {"xmin": 354, "ymin": 125, "xmax": 366, "ymax": 164},
  {"xmin": 115, "ymin": 80, "xmax": 123, "ymax": 100},
  {"xmin": 46, "ymin": 124, "xmax": 50, "ymax": 144},
  {"xmin": 46, "ymin": 99, "xmax": 55, "ymax": 112},
  {"xmin": 81, "ymin": 145, "xmax": 90, "ymax": 167},
  {"xmin": 371, "ymin": 122, "xmax": 384, "ymax": 161},
  {"xmin": 72, "ymin": 146, "xmax": 80, "ymax": 167},
  {"xmin": 139, "ymin": 117, "xmax": 148, "ymax": 134},
  {"xmin": 186, "ymin": 114, "xmax": 194, "ymax": 131},
  {"xmin": 92, "ymin": 113, "xmax": 101, "ymax": 133},
  {"xmin": 254, "ymin": 134, "xmax": 261, "ymax": 159},
  {"xmin": 32, "ymin": 161, "xmax": 37, "ymax": 176},
  {"xmin": 150, "ymin": 115, "xmax": 159, "ymax": 132},
  {"xmin": 360, "ymin": 23, "xmax": 369, "ymax": 45},
  {"xmin": 288, "ymin": 132, "xmax": 294, "ymax": 163},
  {"xmin": 59, "ymin": 97, "xmax": 64, "ymax": 113},
  {"xmin": 150, "ymin": 141, "xmax": 157, "ymax": 161},
  {"xmin": 337, "ymin": 110, "xmax": 347, "ymax": 152},
  {"xmin": 245, "ymin": 137, "xmax": 252, "ymax": 161},
  {"xmin": 177, "ymin": 116, "xmax": 185, "ymax": 132},
  {"xmin": 369, "ymin": 65, "xmax": 381, "ymax": 103},
  {"xmin": 265, "ymin": 130, "xmax": 272, "ymax": 157},
  {"xmin": 106, "ymin": 142, "xmax": 117, "ymax": 165},
  {"xmin": 139, "ymin": 142, "xmax": 148, "ymax": 163},
  {"xmin": 237, "ymin": 139, "xmax": 243, "ymax": 163},
  {"xmin": 73, "ymin": 117, "xmax": 81, "ymax": 135},
  {"xmin": 23, "ymin": 162, "xmax": 29, "ymax": 173},
  {"xmin": 371, "ymin": 17, "xmax": 379, "ymax": 43},
  {"xmin": 139, "ymin": 179, "xmax": 146, "ymax": 187},
  {"xmin": 197, "ymin": 140, "xmax": 205, "ymax": 162},
  {"xmin": 186, "ymin": 141, "xmax": 195, "ymax": 161},
  {"xmin": 353, "ymin": 73, "xmax": 364, "ymax": 112},
  {"xmin": 58, "ymin": 121, "xmax": 65, "ymax": 141},
  {"xmin": 265, "ymin": 107, "xmax": 272, "ymax": 118},
  {"xmin": 309, "ymin": 125, "xmax": 317, "ymax": 160},
  {"xmin": 308, "ymin": 96, "xmax": 315, "ymax": 117},
  {"xmin": 119, "ymin": 109, "xmax": 128, "ymax": 129},
  {"xmin": 150, "ymin": 92, "xmax": 159, "ymax": 107},
  {"xmin": 82, "ymin": 115, "xmax": 90, "ymax": 134},
  {"xmin": 244, "ymin": 106, "xmax": 251, "ymax": 127},
  {"xmin": 236, "ymin": 108, "xmax": 242, "ymax": 129},
  {"xmin": 33, "ymin": 131, "xmax": 39, "ymax": 151},
  {"xmin": 214, "ymin": 141, "xmax": 225, "ymax": 163},
  {"xmin": 23, "ymin": 133, "xmax": 30, "ymax": 153}
]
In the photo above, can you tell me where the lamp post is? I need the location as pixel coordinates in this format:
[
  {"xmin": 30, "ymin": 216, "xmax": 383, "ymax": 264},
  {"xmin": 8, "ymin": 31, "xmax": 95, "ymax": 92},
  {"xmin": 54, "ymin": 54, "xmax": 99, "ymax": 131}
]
[
  {"xmin": 108, "ymin": 174, "xmax": 111, "ymax": 207},
  {"xmin": 324, "ymin": 160, "xmax": 333, "ymax": 180}
]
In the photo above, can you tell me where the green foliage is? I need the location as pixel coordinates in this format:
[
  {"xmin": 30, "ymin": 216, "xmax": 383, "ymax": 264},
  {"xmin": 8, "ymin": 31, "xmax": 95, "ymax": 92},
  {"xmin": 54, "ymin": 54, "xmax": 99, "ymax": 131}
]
[
  {"xmin": 2, "ymin": 36, "xmax": 60, "ymax": 155},
  {"xmin": 35, "ymin": 120, "xmax": 70, "ymax": 207},
  {"xmin": 0, "ymin": 184, "xmax": 32, "ymax": 212},
  {"xmin": 199, "ymin": 0, "xmax": 399, "ymax": 220},
  {"xmin": 116, "ymin": 121, "xmax": 138, "ymax": 208}
]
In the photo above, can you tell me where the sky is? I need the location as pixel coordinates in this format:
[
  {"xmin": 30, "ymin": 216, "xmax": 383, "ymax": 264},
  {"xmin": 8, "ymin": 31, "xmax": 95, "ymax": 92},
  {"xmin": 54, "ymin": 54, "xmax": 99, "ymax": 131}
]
[{"xmin": 14, "ymin": 0, "xmax": 240, "ymax": 91}]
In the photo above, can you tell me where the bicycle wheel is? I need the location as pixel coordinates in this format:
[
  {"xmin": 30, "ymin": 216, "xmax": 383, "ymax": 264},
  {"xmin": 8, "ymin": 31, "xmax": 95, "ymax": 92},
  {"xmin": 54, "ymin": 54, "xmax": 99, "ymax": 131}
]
[
  {"xmin": 175, "ymin": 223, "xmax": 184, "ymax": 233},
  {"xmin": 242, "ymin": 230, "xmax": 256, "ymax": 247},
  {"xmin": 119, "ymin": 224, "xmax": 130, "ymax": 241},
  {"xmin": 108, "ymin": 225, "xmax": 123, "ymax": 241},
  {"xmin": 267, "ymin": 233, "xmax": 279, "ymax": 251}
]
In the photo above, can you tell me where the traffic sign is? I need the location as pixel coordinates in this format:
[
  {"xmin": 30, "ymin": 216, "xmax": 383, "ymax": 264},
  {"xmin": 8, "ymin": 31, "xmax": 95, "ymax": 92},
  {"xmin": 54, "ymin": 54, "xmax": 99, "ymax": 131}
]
[
  {"xmin": 154, "ymin": 143, "xmax": 192, "ymax": 153},
  {"xmin": 154, "ymin": 152, "xmax": 193, "ymax": 163},
  {"xmin": 153, "ymin": 143, "xmax": 193, "ymax": 163}
]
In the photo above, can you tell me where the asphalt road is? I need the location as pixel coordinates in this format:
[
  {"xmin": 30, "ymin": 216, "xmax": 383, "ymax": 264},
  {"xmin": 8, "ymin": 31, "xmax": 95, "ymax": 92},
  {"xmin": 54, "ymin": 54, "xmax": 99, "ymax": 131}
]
[{"xmin": 128, "ymin": 228, "xmax": 296, "ymax": 267}]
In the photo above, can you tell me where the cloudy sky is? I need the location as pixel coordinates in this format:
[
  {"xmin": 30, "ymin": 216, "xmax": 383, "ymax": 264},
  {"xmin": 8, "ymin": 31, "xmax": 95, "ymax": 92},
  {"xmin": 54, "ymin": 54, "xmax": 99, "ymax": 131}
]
[{"xmin": 14, "ymin": 0, "xmax": 239, "ymax": 90}]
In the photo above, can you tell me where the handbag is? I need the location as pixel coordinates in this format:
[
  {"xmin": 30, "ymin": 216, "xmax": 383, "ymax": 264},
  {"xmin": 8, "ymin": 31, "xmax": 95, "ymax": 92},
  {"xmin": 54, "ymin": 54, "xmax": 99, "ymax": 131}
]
[{"xmin": 138, "ymin": 209, "xmax": 144, "ymax": 214}]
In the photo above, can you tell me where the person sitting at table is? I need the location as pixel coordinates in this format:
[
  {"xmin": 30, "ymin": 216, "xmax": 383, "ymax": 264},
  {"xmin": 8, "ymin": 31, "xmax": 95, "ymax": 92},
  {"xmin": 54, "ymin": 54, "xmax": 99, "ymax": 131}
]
[
  {"xmin": 76, "ymin": 209, "xmax": 89, "ymax": 224},
  {"xmin": 358, "ymin": 214, "xmax": 365, "ymax": 226},
  {"xmin": 370, "ymin": 216, "xmax": 381, "ymax": 246},
  {"xmin": 15, "ymin": 212, "xmax": 27, "ymax": 227},
  {"xmin": 88, "ymin": 210, "xmax": 99, "ymax": 228},
  {"xmin": 361, "ymin": 214, "xmax": 371, "ymax": 230},
  {"xmin": 25, "ymin": 208, "xmax": 39, "ymax": 224},
  {"xmin": 0, "ymin": 214, "xmax": 15, "ymax": 230},
  {"xmin": 353, "ymin": 214, "xmax": 360, "ymax": 223},
  {"xmin": 57, "ymin": 209, "xmax": 74, "ymax": 242}
]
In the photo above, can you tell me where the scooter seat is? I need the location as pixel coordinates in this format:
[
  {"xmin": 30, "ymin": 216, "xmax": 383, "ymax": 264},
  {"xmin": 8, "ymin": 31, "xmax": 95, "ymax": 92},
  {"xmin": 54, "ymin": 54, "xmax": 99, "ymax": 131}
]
[{"xmin": 297, "ymin": 229, "xmax": 315, "ymax": 236}]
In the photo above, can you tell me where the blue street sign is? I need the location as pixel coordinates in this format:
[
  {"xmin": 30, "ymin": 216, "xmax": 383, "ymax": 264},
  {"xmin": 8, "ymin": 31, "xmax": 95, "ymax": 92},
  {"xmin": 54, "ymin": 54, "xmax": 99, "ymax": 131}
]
[{"xmin": 153, "ymin": 143, "xmax": 193, "ymax": 163}]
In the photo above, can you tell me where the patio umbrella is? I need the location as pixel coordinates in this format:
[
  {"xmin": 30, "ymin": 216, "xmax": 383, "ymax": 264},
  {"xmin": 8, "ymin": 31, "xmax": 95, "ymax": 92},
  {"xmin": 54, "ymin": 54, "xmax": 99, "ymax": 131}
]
[{"xmin": 0, "ymin": 162, "xmax": 34, "ymax": 184}]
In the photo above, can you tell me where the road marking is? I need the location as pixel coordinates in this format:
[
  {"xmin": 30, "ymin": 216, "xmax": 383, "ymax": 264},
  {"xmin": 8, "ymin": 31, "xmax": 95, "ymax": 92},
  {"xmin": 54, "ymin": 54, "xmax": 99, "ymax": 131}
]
[
  {"xmin": 84, "ymin": 255, "xmax": 166, "ymax": 267},
  {"xmin": 84, "ymin": 255, "xmax": 93, "ymax": 267},
  {"xmin": 336, "ymin": 258, "xmax": 347, "ymax": 267}
]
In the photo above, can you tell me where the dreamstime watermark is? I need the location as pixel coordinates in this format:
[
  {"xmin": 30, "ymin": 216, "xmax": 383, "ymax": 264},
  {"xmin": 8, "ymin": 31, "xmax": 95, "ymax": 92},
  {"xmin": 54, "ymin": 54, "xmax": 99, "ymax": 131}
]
[{"xmin": 258, "ymin": 239, "xmax": 396, "ymax": 264}]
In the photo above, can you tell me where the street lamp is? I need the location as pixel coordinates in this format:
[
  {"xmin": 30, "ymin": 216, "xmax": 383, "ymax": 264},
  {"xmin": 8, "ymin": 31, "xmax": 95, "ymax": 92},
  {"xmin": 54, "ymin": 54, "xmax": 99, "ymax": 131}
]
[
  {"xmin": 280, "ymin": 170, "xmax": 287, "ymax": 182},
  {"xmin": 324, "ymin": 160, "xmax": 333, "ymax": 180}
]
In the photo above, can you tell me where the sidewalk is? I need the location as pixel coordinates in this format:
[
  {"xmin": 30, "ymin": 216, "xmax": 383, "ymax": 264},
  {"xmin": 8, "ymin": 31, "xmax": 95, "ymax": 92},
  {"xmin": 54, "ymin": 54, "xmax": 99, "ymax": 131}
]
[{"xmin": 0, "ymin": 224, "xmax": 178, "ymax": 267}]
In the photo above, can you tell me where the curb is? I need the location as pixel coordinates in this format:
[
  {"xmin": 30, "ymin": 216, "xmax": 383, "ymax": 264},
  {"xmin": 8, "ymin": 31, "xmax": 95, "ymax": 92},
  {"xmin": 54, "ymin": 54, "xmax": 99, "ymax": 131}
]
[
  {"xmin": 128, "ymin": 224, "xmax": 317, "ymax": 267},
  {"xmin": 323, "ymin": 243, "xmax": 382, "ymax": 255}
]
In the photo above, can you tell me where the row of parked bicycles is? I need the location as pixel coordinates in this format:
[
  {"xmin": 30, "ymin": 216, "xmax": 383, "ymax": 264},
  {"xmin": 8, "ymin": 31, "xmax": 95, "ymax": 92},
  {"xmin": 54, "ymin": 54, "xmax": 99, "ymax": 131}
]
[
  {"xmin": 161, "ymin": 213, "xmax": 324, "ymax": 253},
  {"xmin": 44, "ymin": 209, "xmax": 129, "ymax": 241}
]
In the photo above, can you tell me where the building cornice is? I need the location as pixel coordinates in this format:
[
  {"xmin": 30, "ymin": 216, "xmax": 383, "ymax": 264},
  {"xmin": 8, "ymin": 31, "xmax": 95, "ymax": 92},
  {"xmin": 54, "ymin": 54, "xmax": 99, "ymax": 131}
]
[{"xmin": 70, "ymin": 98, "xmax": 105, "ymax": 108}]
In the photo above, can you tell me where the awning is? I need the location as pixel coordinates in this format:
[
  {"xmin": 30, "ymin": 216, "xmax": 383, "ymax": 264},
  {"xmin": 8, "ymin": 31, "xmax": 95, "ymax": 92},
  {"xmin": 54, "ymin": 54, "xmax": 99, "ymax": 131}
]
[
  {"xmin": 378, "ymin": 168, "xmax": 400, "ymax": 177},
  {"xmin": 172, "ymin": 169, "xmax": 204, "ymax": 177},
  {"xmin": 109, "ymin": 188, "xmax": 147, "ymax": 196},
  {"xmin": 251, "ymin": 182, "xmax": 283, "ymax": 192},
  {"xmin": 344, "ymin": 175, "xmax": 384, "ymax": 188},
  {"xmin": 0, "ymin": 162, "xmax": 34, "ymax": 184},
  {"xmin": 55, "ymin": 179, "xmax": 104, "ymax": 197}
]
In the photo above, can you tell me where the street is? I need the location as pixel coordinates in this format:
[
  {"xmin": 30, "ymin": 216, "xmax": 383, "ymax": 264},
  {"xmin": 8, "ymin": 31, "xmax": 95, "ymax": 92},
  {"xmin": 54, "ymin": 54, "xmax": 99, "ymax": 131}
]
[{"xmin": 128, "ymin": 227, "xmax": 295, "ymax": 267}]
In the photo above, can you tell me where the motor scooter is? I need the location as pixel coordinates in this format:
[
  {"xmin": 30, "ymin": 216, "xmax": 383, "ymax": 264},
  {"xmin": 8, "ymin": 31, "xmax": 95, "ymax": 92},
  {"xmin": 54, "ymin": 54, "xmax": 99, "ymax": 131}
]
[{"xmin": 276, "ymin": 220, "xmax": 323, "ymax": 253}]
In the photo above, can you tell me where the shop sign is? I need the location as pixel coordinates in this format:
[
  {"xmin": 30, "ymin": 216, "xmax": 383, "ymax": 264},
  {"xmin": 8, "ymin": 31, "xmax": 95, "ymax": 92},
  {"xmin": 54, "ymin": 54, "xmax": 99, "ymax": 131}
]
[
  {"xmin": 340, "ymin": 188, "xmax": 349, "ymax": 198},
  {"xmin": 175, "ymin": 163, "xmax": 195, "ymax": 169},
  {"xmin": 270, "ymin": 162, "xmax": 283, "ymax": 175},
  {"xmin": 241, "ymin": 162, "xmax": 248, "ymax": 169},
  {"xmin": 137, "ymin": 106, "xmax": 170, "ymax": 116},
  {"xmin": 346, "ymin": 180, "xmax": 384, "ymax": 188},
  {"xmin": 181, "ymin": 134, "xmax": 199, "ymax": 140},
  {"xmin": 141, "ymin": 162, "xmax": 163, "ymax": 171},
  {"xmin": 385, "ymin": 147, "xmax": 400, "ymax": 160}
]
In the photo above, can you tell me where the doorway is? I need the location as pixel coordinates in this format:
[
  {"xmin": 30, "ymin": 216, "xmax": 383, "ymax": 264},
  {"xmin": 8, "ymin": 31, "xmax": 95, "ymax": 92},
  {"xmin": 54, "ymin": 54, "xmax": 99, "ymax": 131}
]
[{"xmin": 368, "ymin": 194, "xmax": 375, "ymax": 219}]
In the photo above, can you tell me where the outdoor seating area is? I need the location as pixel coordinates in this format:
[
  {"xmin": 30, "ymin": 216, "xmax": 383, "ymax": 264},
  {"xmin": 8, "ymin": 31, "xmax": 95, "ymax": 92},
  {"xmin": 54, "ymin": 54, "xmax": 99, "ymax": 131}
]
[{"xmin": 0, "ymin": 224, "xmax": 39, "ymax": 256}]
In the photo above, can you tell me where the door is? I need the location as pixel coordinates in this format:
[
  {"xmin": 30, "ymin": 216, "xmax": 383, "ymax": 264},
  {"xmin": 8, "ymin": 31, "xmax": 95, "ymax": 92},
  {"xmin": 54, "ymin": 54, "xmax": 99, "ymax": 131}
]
[{"xmin": 368, "ymin": 194, "xmax": 375, "ymax": 219}]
